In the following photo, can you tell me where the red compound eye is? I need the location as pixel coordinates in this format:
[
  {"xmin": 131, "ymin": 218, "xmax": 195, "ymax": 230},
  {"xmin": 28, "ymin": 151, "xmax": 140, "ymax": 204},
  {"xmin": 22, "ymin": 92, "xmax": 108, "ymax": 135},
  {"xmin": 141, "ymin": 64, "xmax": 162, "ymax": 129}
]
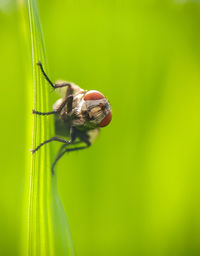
[
  {"xmin": 99, "ymin": 111, "xmax": 112, "ymax": 127},
  {"xmin": 84, "ymin": 90, "xmax": 105, "ymax": 101}
]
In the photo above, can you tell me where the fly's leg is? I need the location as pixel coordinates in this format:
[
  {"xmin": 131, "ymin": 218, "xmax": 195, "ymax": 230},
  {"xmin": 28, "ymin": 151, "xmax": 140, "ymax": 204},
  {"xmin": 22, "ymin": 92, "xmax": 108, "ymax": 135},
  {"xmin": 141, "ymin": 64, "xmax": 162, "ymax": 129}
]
[
  {"xmin": 32, "ymin": 110, "xmax": 57, "ymax": 116},
  {"xmin": 37, "ymin": 61, "xmax": 73, "ymax": 90},
  {"xmin": 31, "ymin": 126, "xmax": 77, "ymax": 154},
  {"xmin": 51, "ymin": 141, "xmax": 91, "ymax": 175},
  {"xmin": 32, "ymin": 96, "xmax": 69, "ymax": 116},
  {"xmin": 55, "ymin": 139, "xmax": 81, "ymax": 157},
  {"xmin": 32, "ymin": 95, "xmax": 73, "ymax": 116},
  {"xmin": 66, "ymin": 95, "xmax": 73, "ymax": 113},
  {"xmin": 37, "ymin": 61, "xmax": 54, "ymax": 88},
  {"xmin": 51, "ymin": 127, "xmax": 91, "ymax": 175},
  {"xmin": 31, "ymin": 137, "xmax": 73, "ymax": 153},
  {"xmin": 34, "ymin": 61, "xmax": 74, "ymax": 115}
]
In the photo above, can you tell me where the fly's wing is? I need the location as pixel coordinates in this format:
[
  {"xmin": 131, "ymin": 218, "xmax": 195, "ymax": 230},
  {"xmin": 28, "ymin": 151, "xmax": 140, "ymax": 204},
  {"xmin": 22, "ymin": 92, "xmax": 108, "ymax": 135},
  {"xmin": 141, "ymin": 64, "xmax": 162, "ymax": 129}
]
[{"xmin": 54, "ymin": 115, "xmax": 71, "ymax": 138}]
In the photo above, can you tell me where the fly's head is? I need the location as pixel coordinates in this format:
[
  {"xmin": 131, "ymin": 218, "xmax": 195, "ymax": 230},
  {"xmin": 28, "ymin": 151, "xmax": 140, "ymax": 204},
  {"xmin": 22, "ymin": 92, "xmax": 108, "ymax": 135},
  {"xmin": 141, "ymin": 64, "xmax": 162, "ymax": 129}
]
[
  {"xmin": 83, "ymin": 90, "xmax": 112, "ymax": 128},
  {"xmin": 72, "ymin": 90, "xmax": 112, "ymax": 129}
]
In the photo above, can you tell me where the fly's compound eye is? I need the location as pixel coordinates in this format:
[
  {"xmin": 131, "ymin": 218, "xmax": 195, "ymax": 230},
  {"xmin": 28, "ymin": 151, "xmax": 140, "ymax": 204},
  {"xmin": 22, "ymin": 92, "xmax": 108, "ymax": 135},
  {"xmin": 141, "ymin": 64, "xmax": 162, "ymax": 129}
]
[
  {"xmin": 99, "ymin": 111, "xmax": 112, "ymax": 127},
  {"xmin": 84, "ymin": 90, "xmax": 105, "ymax": 101}
]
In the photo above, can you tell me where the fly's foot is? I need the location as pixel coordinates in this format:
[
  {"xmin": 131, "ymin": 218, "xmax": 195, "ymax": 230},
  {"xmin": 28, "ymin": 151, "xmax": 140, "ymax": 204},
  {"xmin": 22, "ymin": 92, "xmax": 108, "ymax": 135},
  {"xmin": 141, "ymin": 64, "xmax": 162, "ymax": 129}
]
[{"xmin": 36, "ymin": 61, "xmax": 42, "ymax": 66}]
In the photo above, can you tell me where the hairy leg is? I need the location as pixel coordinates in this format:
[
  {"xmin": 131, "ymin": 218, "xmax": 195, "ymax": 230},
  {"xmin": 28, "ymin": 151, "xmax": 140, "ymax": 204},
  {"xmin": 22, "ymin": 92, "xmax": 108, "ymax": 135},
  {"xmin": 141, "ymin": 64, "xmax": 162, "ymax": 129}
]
[
  {"xmin": 37, "ymin": 61, "xmax": 73, "ymax": 89},
  {"xmin": 32, "ymin": 96, "xmax": 69, "ymax": 116},
  {"xmin": 34, "ymin": 62, "xmax": 74, "ymax": 115},
  {"xmin": 31, "ymin": 137, "xmax": 72, "ymax": 153}
]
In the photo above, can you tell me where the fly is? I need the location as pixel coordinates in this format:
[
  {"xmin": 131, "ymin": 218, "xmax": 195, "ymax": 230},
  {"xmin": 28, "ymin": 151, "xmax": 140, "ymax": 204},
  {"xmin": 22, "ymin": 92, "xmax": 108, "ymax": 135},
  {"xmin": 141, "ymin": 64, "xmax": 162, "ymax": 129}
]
[{"xmin": 32, "ymin": 62, "xmax": 112, "ymax": 174}]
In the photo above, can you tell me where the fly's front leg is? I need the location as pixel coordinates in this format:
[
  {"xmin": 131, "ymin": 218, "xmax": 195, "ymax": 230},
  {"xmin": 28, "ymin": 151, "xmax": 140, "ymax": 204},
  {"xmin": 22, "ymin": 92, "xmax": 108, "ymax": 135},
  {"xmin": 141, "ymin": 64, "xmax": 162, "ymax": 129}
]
[
  {"xmin": 34, "ymin": 61, "xmax": 74, "ymax": 115},
  {"xmin": 54, "ymin": 80, "xmax": 73, "ymax": 90},
  {"xmin": 66, "ymin": 95, "xmax": 73, "ymax": 113},
  {"xmin": 37, "ymin": 61, "xmax": 73, "ymax": 90},
  {"xmin": 37, "ymin": 61, "xmax": 54, "ymax": 89}
]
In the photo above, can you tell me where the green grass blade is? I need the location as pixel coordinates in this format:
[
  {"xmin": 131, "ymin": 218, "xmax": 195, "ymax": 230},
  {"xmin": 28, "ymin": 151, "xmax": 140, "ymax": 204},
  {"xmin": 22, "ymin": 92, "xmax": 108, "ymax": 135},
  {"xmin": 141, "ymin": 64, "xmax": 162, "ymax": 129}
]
[{"xmin": 23, "ymin": 0, "xmax": 75, "ymax": 255}]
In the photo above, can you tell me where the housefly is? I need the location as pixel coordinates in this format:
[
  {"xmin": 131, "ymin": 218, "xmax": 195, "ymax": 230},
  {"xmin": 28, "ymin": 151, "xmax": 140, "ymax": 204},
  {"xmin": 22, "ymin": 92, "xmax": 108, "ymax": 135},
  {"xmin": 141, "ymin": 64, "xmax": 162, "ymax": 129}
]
[{"xmin": 32, "ymin": 62, "xmax": 112, "ymax": 174}]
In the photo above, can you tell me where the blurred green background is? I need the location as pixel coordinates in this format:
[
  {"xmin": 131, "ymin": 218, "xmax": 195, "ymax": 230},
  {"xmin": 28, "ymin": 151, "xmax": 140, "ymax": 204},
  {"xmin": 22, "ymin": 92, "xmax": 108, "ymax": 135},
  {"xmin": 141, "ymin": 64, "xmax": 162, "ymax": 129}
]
[{"xmin": 1, "ymin": 0, "xmax": 200, "ymax": 255}]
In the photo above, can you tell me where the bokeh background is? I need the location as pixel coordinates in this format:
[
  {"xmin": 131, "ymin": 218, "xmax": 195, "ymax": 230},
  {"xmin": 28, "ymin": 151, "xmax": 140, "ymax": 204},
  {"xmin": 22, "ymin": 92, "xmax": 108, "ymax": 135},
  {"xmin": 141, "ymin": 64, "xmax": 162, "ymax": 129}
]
[{"xmin": 1, "ymin": 0, "xmax": 200, "ymax": 255}]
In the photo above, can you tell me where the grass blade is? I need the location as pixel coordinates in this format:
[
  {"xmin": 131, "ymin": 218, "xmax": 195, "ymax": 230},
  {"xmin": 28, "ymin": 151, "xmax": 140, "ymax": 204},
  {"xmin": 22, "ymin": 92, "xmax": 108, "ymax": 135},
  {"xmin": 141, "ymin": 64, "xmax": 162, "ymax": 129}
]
[{"xmin": 23, "ymin": 0, "xmax": 75, "ymax": 255}]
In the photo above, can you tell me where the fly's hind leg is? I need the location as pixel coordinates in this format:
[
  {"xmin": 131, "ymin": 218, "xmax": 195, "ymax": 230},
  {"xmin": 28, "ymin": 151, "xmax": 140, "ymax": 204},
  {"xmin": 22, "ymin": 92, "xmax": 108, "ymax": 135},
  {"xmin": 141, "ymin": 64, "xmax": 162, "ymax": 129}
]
[
  {"xmin": 31, "ymin": 137, "xmax": 73, "ymax": 154},
  {"xmin": 51, "ymin": 140, "xmax": 91, "ymax": 175},
  {"xmin": 51, "ymin": 127, "xmax": 91, "ymax": 175},
  {"xmin": 31, "ymin": 127, "xmax": 77, "ymax": 158}
]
